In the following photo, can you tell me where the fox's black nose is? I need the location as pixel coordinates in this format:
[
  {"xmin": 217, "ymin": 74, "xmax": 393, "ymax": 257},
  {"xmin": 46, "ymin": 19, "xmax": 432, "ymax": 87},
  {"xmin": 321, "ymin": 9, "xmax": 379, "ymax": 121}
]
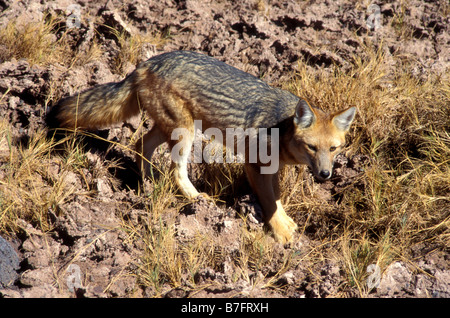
[{"xmin": 319, "ymin": 170, "xmax": 331, "ymax": 179}]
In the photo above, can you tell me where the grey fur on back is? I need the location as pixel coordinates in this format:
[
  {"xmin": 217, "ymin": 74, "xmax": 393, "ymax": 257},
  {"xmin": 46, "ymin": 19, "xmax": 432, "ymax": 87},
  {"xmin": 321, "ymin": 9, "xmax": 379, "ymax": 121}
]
[{"xmin": 142, "ymin": 51, "xmax": 300, "ymax": 129}]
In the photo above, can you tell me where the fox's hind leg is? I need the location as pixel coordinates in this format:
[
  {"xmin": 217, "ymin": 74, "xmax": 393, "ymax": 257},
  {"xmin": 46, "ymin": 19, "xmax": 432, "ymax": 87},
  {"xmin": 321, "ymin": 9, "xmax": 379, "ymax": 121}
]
[
  {"xmin": 169, "ymin": 125, "xmax": 201, "ymax": 200},
  {"xmin": 136, "ymin": 125, "xmax": 166, "ymax": 177}
]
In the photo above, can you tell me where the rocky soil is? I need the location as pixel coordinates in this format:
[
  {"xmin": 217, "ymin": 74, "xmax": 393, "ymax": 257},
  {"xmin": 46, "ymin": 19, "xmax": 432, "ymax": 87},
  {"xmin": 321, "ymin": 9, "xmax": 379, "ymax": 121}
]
[{"xmin": 0, "ymin": 0, "xmax": 448, "ymax": 298}]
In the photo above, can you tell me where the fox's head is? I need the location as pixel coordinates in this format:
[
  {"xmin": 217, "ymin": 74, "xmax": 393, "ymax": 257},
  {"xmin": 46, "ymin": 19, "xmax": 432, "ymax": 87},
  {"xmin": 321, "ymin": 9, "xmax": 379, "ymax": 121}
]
[{"xmin": 285, "ymin": 99, "xmax": 356, "ymax": 181}]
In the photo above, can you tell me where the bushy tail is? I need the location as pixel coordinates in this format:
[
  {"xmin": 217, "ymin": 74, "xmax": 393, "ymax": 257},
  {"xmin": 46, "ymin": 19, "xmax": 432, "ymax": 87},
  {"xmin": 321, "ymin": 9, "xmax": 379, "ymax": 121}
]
[{"xmin": 46, "ymin": 70, "xmax": 143, "ymax": 130}]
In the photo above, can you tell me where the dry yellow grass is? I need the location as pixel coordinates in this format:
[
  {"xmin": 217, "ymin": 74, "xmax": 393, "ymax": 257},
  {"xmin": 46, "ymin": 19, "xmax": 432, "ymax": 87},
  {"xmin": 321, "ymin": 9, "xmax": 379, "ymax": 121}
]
[
  {"xmin": 0, "ymin": 119, "xmax": 87, "ymax": 233},
  {"xmin": 0, "ymin": 13, "xmax": 166, "ymax": 73},
  {"xmin": 106, "ymin": 25, "xmax": 168, "ymax": 76},
  {"xmin": 0, "ymin": 15, "xmax": 73, "ymax": 66}
]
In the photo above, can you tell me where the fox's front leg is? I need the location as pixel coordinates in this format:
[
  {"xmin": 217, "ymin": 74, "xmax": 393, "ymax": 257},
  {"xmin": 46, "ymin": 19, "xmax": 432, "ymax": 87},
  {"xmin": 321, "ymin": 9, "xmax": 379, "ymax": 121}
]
[{"xmin": 245, "ymin": 163, "xmax": 297, "ymax": 243}]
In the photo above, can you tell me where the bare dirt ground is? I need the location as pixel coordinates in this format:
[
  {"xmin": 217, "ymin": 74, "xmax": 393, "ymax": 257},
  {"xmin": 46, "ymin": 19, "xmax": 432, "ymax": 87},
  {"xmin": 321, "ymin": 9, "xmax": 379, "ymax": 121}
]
[{"xmin": 0, "ymin": 0, "xmax": 448, "ymax": 298}]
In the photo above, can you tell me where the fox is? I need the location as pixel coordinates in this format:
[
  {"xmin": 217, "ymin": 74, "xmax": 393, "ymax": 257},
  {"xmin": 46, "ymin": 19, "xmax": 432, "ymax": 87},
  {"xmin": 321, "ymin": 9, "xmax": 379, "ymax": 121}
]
[{"xmin": 47, "ymin": 50, "xmax": 356, "ymax": 243}]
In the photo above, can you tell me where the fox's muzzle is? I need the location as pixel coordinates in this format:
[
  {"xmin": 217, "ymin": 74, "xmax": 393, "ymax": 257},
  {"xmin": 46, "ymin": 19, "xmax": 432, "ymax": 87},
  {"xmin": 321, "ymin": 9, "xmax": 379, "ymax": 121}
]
[{"xmin": 312, "ymin": 151, "xmax": 334, "ymax": 181}]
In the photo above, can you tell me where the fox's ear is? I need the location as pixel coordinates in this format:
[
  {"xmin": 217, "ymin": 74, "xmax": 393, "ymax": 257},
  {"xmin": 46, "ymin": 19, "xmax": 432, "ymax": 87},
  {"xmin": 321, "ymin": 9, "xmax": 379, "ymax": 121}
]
[
  {"xmin": 294, "ymin": 99, "xmax": 315, "ymax": 129},
  {"xmin": 332, "ymin": 107, "xmax": 356, "ymax": 132}
]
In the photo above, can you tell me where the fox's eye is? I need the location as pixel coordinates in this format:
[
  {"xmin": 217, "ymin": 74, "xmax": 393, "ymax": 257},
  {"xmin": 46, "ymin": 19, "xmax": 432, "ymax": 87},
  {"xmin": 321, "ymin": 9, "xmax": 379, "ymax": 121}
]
[
  {"xmin": 329, "ymin": 146, "xmax": 337, "ymax": 152},
  {"xmin": 306, "ymin": 144, "xmax": 317, "ymax": 152}
]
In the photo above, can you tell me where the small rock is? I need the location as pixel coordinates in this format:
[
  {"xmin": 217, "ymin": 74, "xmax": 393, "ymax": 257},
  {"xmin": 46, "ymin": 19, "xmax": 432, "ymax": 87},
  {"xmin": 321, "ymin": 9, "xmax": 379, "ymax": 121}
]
[
  {"xmin": 377, "ymin": 262, "xmax": 412, "ymax": 297},
  {"xmin": 0, "ymin": 236, "xmax": 20, "ymax": 288}
]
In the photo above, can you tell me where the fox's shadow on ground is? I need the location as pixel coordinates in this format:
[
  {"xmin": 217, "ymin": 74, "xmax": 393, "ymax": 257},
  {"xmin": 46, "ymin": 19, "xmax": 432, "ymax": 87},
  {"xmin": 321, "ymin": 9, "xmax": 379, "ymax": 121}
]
[
  {"xmin": 46, "ymin": 127, "xmax": 142, "ymax": 192},
  {"xmin": 45, "ymin": 126, "xmax": 252, "ymax": 205}
]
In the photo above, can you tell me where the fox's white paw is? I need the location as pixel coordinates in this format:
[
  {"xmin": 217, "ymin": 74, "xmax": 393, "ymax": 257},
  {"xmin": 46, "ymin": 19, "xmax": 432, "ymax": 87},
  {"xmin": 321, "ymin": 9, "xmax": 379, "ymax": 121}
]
[{"xmin": 269, "ymin": 212, "xmax": 298, "ymax": 244}]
